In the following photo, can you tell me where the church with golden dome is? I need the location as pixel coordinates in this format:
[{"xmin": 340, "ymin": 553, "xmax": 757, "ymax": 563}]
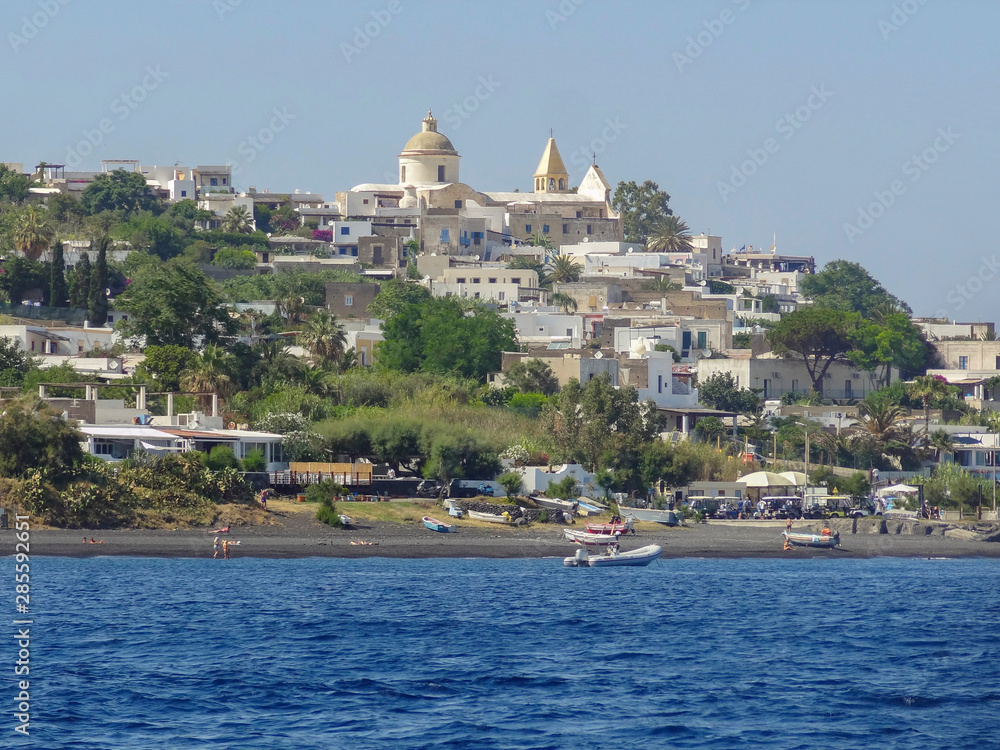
[{"xmin": 338, "ymin": 111, "xmax": 621, "ymax": 257}]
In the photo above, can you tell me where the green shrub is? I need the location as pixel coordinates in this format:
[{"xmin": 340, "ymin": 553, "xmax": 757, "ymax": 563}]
[
  {"xmin": 547, "ymin": 475, "xmax": 577, "ymax": 499},
  {"xmin": 202, "ymin": 445, "xmax": 242, "ymax": 471},
  {"xmin": 242, "ymin": 449, "xmax": 266, "ymax": 472},
  {"xmin": 497, "ymin": 471, "xmax": 523, "ymax": 499},
  {"xmin": 212, "ymin": 247, "xmax": 258, "ymax": 269},
  {"xmin": 305, "ymin": 479, "xmax": 344, "ymax": 505},
  {"xmin": 316, "ymin": 496, "xmax": 343, "ymax": 527}
]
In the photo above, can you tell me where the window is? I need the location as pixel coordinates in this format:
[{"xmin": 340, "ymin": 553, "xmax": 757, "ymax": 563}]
[
  {"xmin": 363, "ymin": 199, "xmax": 369, "ymax": 205},
  {"xmin": 526, "ymin": 224, "xmax": 532, "ymax": 233},
  {"xmin": 511, "ymin": 277, "xmax": 521, "ymax": 285},
  {"xmin": 401, "ymin": 166, "xmax": 406, "ymax": 181},
  {"xmin": 350, "ymin": 247, "xmax": 358, "ymax": 256},
  {"xmin": 339, "ymin": 248, "xmax": 347, "ymax": 255},
  {"xmin": 93, "ymin": 439, "xmax": 114, "ymax": 456},
  {"xmin": 345, "ymin": 295, "xmax": 354, "ymax": 307},
  {"xmin": 697, "ymin": 331, "xmax": 707, "ymax": 349},
  {"xmin": 548, "ymin": 178, "xmax": 555, "ymax": 190},
  {"xmin": 474, "ymin": 292, "xmax": 480, "ymax": 299},
  {"xmin": 180, "ymin": 190, "xmax": 187, "ymax": 197},
  {"xmin": 456, "ymin": 278, "xmax": 466, "ymax": 284},
  {"xmin": 959, "ymin": 356, "xmax": 969, "ymax": 370},
  {"xmin": 566, "ymin": 329, "xmax": 572, "ymax": 337},
  {"xmin": 438, "ymin": 165, "xmax": 445, "ymax": 181},
  {"xmin": 657, "ymin": 375, "xmax": 663, "ymax": 393},
  {"xmin": 562, "ymin": 223, "xmax": 568, "ymax": 233},
  {"xmin": 543, "ymin": 225, "xmax": 549, "ymax": 234},
  {"xmin": 440, "ymin": 229, "xmax": 449, "ymax": 242},
  {"xmin": 586, "ymin": 225, "xmax": 592, "ymax": 235},
  {"xmin": 498, "ymin": 291, "xmax": 505, "ymax": 301},
  {"xmin": 791, "ymin": 379, "xmax": 798, "ymax": 393},
  {"xmin": 210, "ymin": 177, "xmax": 218, "ymax": 186},
  {"xmin": 558, "ymin": 179, "xmax": 565, "ymax": 190},
  {"xmin": 340, "ymin": 227, "xmax": 350, "ymax": 235},
  {"xmin": 222, "ymin": 178, "xmax": 227, "ymax": 185},
  {"xmin": 472, "ymin": 278, "xmax": 480, "ymax": 284},
  {"xmin": 845, "ymin": 380, "xmax": 852, "ymax": 399},
  {"xmin": 488, "ymin": 277, "xmax": 497, "ymax": 284},
  {"xmin": 455, "ymin": 200, "xmax": 462, "ymax": 209},
  {"xmin": 576, "ymin": 211, "xmax": 582, "ymax": 219}
]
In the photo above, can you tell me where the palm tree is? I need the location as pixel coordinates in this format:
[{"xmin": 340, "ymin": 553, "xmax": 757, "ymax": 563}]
[
  {"xmin": 529, "ymin": 232, "xmax": 554, "ymax": 250},
  {"xmin": 645, "ymin": 215, "xmax": 693, "ymax": 253},
  {"xmin": 908, "ymin": 375, "xmax": 953, "ymax": 437},
  {"xmin": 180, "ymin": 344, "xmax": 235, "ymax": 408},
  {"xmin": 297, "ymin": 310, "xmax": 348, "ymax": 369},
  {"xmin": 222, "ymin": 205, "xmax": 254, "ymax": 234},
  {"xmin": 546, "ymin": 254, "xmax": 581, "ymax": 284},
  {"xmin": 253, "ymin": 339, "xmax": 300, "ymax": 382},
  {"xmin": 551, "ymin": 292, "xmax": 578, "ymax": 314},
  {"xmin": 12, "ymin": 206, "xmax": 54, "ymax": 260},
  {"xmin": 852, "ymin": 400, "xmax": 909, "ymax": 449},
  {"xmin": 928, "ymin": 429, "xmax": 954, "ymax": 462},
  {"xmin": 298, "ymin": 366, "xmax": 334, "ymax": 397}
]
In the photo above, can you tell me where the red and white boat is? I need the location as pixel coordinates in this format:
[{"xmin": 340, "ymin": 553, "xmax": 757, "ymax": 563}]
[{"xmin": 585, "ymin": 518, "xmax": 634, "ymax": 535}]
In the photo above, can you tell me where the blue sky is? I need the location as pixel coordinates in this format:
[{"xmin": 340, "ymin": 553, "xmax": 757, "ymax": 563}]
[{"xmin": 6, "ymin": 0, "xmax": 998, "ymax": 320}]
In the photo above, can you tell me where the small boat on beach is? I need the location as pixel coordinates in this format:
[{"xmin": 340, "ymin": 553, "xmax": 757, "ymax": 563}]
[
  {"xmin": 564, "ymin": 544, "xmax": 662, "ymax": 568},
  {"xmin": 422, "ymin": 516, "xmax": 455, "ymax": 533},
  {"xmin": 783, "ymin": 530, "xmax": 840, "ymax": 548},
  {"xmin": 467, "ymin": 510, "xmax": 511, "ymax": 524},
  {"xmin": 339, "ymin": 514, "xmax": 352, "ymax": 528},
  {"xmin": 563, "ymin": 528, "xmax": 621, "ymax": 547},
  {"xmin": 618, "ymin": 506, "xmax": 682, "ymax": 526},
  {"xmin": 585, "ymin": 518, "xmax": 634, "ymax": 535},
  {"xmin": 534, "ymin": 497, "xmax": 578, "ymax": 514}
]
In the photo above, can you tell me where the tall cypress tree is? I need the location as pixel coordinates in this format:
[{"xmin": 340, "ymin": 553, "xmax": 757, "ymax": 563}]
[
  {"xmin": 88, "ymin": 237, "xmax": 109, "ymax": 326},
  {"xmin": 50, "ymin": 241, "xmax": 69, "ymax": 307},
  {"xmin": 70, "ymin": 253, "xmax": 91, "ymax": 310}
]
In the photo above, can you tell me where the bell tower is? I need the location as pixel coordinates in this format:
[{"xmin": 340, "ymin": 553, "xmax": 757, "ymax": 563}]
[{"xmin": 533, "ymin": 135, "xmax": 569, "ymax": 193}]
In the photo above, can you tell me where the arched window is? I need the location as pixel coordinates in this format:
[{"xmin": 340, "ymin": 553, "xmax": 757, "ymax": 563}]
[
  {"xmin": 558, "ymin": 178, "xmax": 565, "ymax": 190},
  {"xmin": 548, "ymin": 178, "xmax": 555, "ymax": 190},
  {"xmin": 438, "ymin": 165, "xmax": 445, "ymax": 182}
]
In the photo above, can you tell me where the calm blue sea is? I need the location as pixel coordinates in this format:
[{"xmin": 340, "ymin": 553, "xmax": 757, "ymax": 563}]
[{"xmin": 11, "ymin": 556, "xmax": 1000, "ymax": 749}]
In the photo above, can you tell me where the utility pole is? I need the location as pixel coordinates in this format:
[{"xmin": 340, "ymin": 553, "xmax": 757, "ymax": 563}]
[{"xmin": 796, "ymin": 422, "xmax": 809, "ymax": 483}]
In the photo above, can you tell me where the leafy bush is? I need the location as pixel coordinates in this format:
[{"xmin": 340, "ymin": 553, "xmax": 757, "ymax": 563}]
[
  {"xmin": 547, "ymin": 475, "xmax": 578, "ymax": 499},
  {"xmin": 497, "ymin": 471, "xmax": 523, "ymax": 499},
  {"xmin": 316, "ymin": 502, "xmax": 342, "ymax": 527},
  {"xmin": 211, "ymin": 247, "xmax": 258, "ymax": 269},
  {"xmin": 202, "ymin": 445, "xmax": 241, "ymax": 471},
  {"xmin": 305, "ymin": 479, "xmax": 344, "ymax": 505},
  {"xmin": 242, "ymin": 449, "xmax": 266, "ymax": 472}
]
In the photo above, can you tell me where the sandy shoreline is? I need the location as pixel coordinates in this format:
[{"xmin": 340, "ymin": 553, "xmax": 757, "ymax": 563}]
[{"xmin": 22, "ymin": 506, "xmax": 1000, "ymax": 560}]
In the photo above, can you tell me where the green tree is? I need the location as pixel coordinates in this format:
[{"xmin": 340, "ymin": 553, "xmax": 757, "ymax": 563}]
[
  {"xmin": 69, "ymin": 253, "xmax": 91, "ymax": 308},
  {"xmin": 504, "ymin": 359, "xmax": 560, "ymax": 396},
  {"xmin": 113, "ymin": 213, "xmax": 186, "ymax": 260},
  {"xmin": 547, "ymin": 254, "xmax": 581, "ymax": 284},
  {"xmin": 0, "ymin": 398, "xmax": 83, "ymax": 477},
  {"xmin": 378, "ymin": 296, "xmax": 518, "ymax": 382},
  {"xmin": 694, "ymin": 415, "xmax": 727, "ymax": 442},
  {"xmin": 908, "ymin": 374, "xmax": 954, "ymax": 438},
  {"xmin": 137, "ymin": 344, "xmax": 197, "ymax": 391},
  {"xmin": 800, "ymin": 260, "xmax": 911, "ymax": 317},
  {"xmin": 0, "ymin": 256, "xmax": 48, "ymax": 306},
  {"xmin": 497, "ymin": 471, "xmax": 523, "ymax": 499},
  {"xmin": 0, "ymin": 165, "xmax": 32, "ymax": 205},
  {"xmin": 298, "ymin": 310, "xmax": 348, "ymax": 369},
  {"xmin": 222, "ymin": 205, "xmax": 254, "ymax": 234},
  {"xmin": 50, "ymin": 241, "xmax": 69, "ymax": 307},
  {"xmin": 528, "ymin": 232, "xmax": 554, "ymax": 250},
  {"xmin": 115, "ymin": 261, "xmax": 236, "ymax": 347},
  {"xmin": 698, "ymin": 372, "xmax": 761, "ymax": 414},
  {"xmin": 180, "ymin": 344, "xmax": 236, "ymax": 406},
  {"xmin": 211, "ymin": 247, "xmax": 257, "ymax": 269},
  {"xmin": 646, "ymin": 215, "xmax": 693, "ymax": 253},
  {"xmin": 368, "ymin": 279, "xmax": 431, "ymax": 320},
  {"xmin": 767, "ymin": 307, "xmax": 860, "ymax": 395},
  {"xmin": 611, "ymin": 180, "xmax": 673, "ymax": 244},
  {"xmin": 80, "ymin": 169, "xmax": 161, "ymax": 215},
  {"xmin": 11, "ymin": 206, "xmax": 53, "ymax": 261},
  {"xmin": 88, "ymin": 234, "xmax": 109, "ymax": 326},
  {"xmin": 849, "ymin": 313, "xmax": 928, "ymax": 385}
]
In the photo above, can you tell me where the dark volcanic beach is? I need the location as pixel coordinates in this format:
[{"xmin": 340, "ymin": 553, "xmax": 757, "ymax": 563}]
[{"xmin": 26, "ymin": 502, "xmax": 1000, "ymax": 560}]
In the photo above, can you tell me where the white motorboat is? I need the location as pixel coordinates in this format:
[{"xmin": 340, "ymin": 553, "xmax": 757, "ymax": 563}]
[
  {"xmin": 466, "ymin": 510, "xmax": 511, "ymax": 524},
  {"xmin": 618, "ymin": 506, "xmax": 682, "ymax": 526},
  {"xmin": 563, "ymin": 544, "xmax": 663, "ymax": 568},
  {"xmin": 534, "ymin": 497, "xmax": 578, "ymax": 513}
]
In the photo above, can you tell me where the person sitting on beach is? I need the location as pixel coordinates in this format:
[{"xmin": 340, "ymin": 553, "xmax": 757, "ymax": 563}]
[
  {"xmin": 783, "ymin": 537, "xmax": 794, "ymax": 551},
  {"xmin": 821, "ymin": 526, "xmax": 832, "ymax": 537}
]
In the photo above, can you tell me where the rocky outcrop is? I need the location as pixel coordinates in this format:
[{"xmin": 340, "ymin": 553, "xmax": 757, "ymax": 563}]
[{"xmin": 815, "ymin": 517, "xmax": 1000, "ymax": 541}]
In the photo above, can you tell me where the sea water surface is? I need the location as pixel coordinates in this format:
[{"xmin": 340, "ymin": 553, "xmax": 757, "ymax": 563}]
[{"xmin": 16, "ymin": 556, "xmax": 1000, "ymax": 749}]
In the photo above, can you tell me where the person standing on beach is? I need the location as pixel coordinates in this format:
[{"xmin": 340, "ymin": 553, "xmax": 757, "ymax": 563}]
[
  {"xmin": 259, "ymin": 488, "xmax": 269, "ymax": 511},
  {"xmin": 786, "ymin": 517, "xmax": 793, "ymax": 532},
  {"xmin": 213, "ymin": 537, "xmax": 221, "ymax": 559},
  {"xmin": 222, "ymin": 539, "xmax": 230, "ymax": 559}
]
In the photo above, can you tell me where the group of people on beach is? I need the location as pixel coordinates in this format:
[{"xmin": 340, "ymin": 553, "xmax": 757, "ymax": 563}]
[{"xmin": 213, "ymin": 536, "xmax": 239, "ymax": 559}]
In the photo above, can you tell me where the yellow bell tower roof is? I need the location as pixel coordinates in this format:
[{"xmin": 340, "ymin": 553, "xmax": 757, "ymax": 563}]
[{"xmin": 533, "ymin": 136, "xmax": 569, "ymax": 193}]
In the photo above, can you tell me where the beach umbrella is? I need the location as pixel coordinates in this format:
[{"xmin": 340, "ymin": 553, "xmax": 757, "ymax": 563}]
[
  {"xmin": 779, "ymin": 471, "xmax": 808, "ymax": 487},
  {"xmin": 881, "ymin": 483, "xmax": 920, "ymax": 494},
  {"xmin": 739, "ymin": 471, "xmax": 797, "ymax": 488}
]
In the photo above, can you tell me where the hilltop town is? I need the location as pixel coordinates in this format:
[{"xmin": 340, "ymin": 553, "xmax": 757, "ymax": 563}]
[{"xmin": 1, "ymin": 111, "xmax": 998, "ymax": 528}]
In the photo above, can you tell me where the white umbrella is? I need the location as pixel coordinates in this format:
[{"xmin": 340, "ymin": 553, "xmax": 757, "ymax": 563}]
[
  {"xmin": 881, "ymin": 483, "xmax": 919, "ymax": 494},
  {"xmin": 740, "ymin": 471, "xmax": 796, "ymax": 488},
  {"xmin": 779, "ymin": 471, "xmax": 807, "ymax": 487}
]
